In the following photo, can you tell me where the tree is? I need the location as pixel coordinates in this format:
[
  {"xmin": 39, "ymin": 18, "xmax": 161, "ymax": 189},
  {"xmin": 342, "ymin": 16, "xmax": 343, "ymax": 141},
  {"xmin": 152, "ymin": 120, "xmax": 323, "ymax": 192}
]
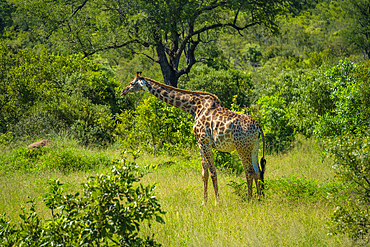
[
  {"xmin": 12, "ymin": 0, "xmax": 300, "ymax": 87},
  {"xmin": 0, "ymin": 0, "xmax": 13, "ymax": 33},
  {"xmin": 341, "ymin": 0, "xmax": 370, "ymax": 59}
]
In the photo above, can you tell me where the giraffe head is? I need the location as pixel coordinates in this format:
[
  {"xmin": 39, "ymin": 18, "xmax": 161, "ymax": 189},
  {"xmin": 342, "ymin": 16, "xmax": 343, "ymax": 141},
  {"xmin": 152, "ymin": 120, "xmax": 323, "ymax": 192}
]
[{"xmin": 121, "ymin": 71, "xmax": 149, "ymax": 96}]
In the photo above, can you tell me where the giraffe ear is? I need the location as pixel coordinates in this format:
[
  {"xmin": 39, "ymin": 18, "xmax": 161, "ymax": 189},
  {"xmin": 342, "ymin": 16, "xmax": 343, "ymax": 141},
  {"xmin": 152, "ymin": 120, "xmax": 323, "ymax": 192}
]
[{"xmin": 136, "ymin": 71, "xmax": 142, "ymax": 77}]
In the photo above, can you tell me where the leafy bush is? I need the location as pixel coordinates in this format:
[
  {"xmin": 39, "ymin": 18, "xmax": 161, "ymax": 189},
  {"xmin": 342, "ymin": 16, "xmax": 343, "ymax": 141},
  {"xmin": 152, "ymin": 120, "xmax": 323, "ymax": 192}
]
[
  {"xmin": 314, "ymin": 60, "xmax": 370, "ymax": 242},
  {"xmin": 0, "ymin": 142, "xmax": 114, "ymax": 174},
  {"xmin": 315, "ymin": 59, "xmax": 370, "ymax": 139},
  {"xmin": 325, "ymin": 133, "xmax": 370, "ymax": 242},
  {"xmin": 39, "ymin": 148, "xmax": 112, "ymax": 172},
  {"xmin": 228, "ymin": 176, "xmax": 340, "ymax": 202},
  {"xmin": 10, "ymin": 111, "xmax": 66, "ymax": 139},
  {"xmin": 0, "ymin": 160, "xmax": 165, "ymax": 246},
  {"xmin": 0, "ymin": 41, "xmax": 129, "ymax": 145},
  {"xmin": 115, "ymin": 97, "xmax": 195, "ymax": 156},
  {"xmin": 253, "ymin": 94, "xmax": 295, "ymax": 152},
  {"xmin": 214, "ymin": 150, "xmax": 244, "ymax": 175},
  {"xmin": 241, "ymin": 43, "xmax": 263, "ymax": 66},
  {"xmin": 0, "ymin": 132, "xmax": 12, "ymax": 147},
  {"xmin": 254, "ymin": 65, "xmax": 334, "ymax": 138},
  {"xmin": 179, "ymin": 64, "xmax": 254, "ymax": 108}
]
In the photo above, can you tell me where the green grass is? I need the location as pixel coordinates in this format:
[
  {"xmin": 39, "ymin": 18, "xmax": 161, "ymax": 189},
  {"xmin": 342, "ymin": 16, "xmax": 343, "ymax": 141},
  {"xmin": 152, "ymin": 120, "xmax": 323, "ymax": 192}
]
[{"xmin": 0, "ymin": 136, "xmax": 352, "ymax": 246}]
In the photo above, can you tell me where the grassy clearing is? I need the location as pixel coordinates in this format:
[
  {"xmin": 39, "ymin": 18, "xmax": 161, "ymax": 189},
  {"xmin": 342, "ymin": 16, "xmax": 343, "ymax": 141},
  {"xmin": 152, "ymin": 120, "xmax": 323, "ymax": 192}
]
[
  {"xmin": 137, "ymin": 138, "xmax": 349, "ymax": 246},
  {"xmin": 0, "ymin": 136, "xmax": 351, "ymax": 245}
]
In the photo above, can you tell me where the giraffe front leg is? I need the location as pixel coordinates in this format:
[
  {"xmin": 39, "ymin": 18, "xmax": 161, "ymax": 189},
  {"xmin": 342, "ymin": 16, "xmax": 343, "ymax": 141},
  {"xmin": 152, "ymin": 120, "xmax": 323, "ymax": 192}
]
[
  {"xmin": 200, "ymin": 155, "xmax": 209, "ymax": 205},
  {"xmin": 209, "ymin": 165, "xmax": 219, "ymax": 202},
  {"xmin": 246, "ymin": 174, "xmax": 254, "ymax": 199},
  {"xmin": 198, "ymin": 143, "xmax": 219, "ymax": 205}
]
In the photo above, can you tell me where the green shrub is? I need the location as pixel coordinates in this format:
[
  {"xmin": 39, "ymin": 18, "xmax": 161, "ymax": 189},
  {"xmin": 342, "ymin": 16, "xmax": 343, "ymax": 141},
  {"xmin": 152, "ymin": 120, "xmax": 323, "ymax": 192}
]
[
  {"xmin": 214, "ymin": 150, "xmax": 244, "ymax": 175},
  {"xmin": 315, "ymin": 59, "xmax": 370, "ymax": 139},
  {"xmin": 252, "ymin": 94, "xmax": 295, "ymax": 152},
  {"xmin": 10, "ymin": 111, "xmax": 66, "ymax": 139},
  {"xmin": 0, "ymin": 131, "xmax": 13, "ymax": 147},
  {"xmin": 0, "ymin": 142, "xmax": 114, "ymax": 174},
  {"xmin": 38, "ymin": 148, "xmax": 112, "ymax": 172},
  {"xmin": 241, "ymin": 43, "xmax": 263, "ymax": 66},
  {"xmin": 228, "ymin": 176, "xmax": 340, "ymax": 202},
  {"xmin": 0, "ymin": 160, "xmax": 165, "ymax": 246},
  {"xmin": 325, "ymin": 133, "xmax": 370, "ymax": 242},
  {"xmin": 115, "ymin": 97, "xmax": 195, "ymax": 156},
  {"xmin": 314, "ymin": 60, "xmax": 370, "ymax": 242},
  {"xmin": 0, "ymin": 41, "xmax": 129, "ymax": 145},
  {"xmin": 254, "ymin": 62, "xmax": 335, "ymax": 140},
  {"xmin": 179, "ymin": 64, "xmax": 254, "ymax": 108}
]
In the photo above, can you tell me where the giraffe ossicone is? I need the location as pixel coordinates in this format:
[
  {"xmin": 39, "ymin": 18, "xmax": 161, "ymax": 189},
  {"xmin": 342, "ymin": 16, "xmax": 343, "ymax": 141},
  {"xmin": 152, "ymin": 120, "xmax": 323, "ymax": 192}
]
[{"xmin": 121, "ymin": 72, "xmax": 266, "ymax": 204}]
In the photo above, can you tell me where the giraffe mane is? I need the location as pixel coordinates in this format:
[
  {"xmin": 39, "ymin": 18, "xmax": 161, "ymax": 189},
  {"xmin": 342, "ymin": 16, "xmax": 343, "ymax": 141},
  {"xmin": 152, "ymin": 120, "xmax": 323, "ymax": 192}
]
[{"xmin": 143, "ymin": 77, "xmax": 221, "ymax": 103}]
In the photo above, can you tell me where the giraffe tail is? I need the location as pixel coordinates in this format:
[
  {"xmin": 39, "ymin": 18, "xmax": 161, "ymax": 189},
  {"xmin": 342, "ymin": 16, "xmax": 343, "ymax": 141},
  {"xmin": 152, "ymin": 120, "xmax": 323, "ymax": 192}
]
[
  {"xmin": 258, "ymin": 125, "xmax": 266, "ymax": 174},
  {"xmin": 258, "ymin": 124, "xmax": 266, "ymax": 195}
]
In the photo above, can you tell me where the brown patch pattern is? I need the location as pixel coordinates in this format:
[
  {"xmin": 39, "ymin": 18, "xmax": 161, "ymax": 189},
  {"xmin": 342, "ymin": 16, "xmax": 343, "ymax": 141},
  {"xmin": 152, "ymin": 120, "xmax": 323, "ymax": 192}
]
[{"xmin": 121, "ymin": 73, "xmax": 266, "ymax": 204}]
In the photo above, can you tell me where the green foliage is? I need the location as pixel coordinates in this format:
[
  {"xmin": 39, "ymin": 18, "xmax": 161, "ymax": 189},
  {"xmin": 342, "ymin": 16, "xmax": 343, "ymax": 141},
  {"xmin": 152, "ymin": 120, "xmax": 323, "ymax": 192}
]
[
  {"xmin": 251, "ymin": 57, "xmax": 351, "ymax": 151},
  {"xmin": 0, "ymin": 161, "xmax": 165, "ymax": 246},
  {"xmin": 9, "ymin": 0, "xmax": 291, "ymax": 86},
  {"xmin": 313, "ymin": 60, "xmax": 370, "ymax": 241},
  {"xmin": 241, "ymin": 43, "xmax": 263, "ymax": 66},
  {"xmin": 340, "ymin": 0, "xmax": 370, "ymax": 59},
  {"xmin": 0, "ymin": 0, "xmax": 13, "ymax": 33},
  {"xmin": 214, "ymin": 150, "xmax": 244, "ymax": 175},
  {"xmin": 0, "ymin": 143, "xmax": 114, "ymax": 174},
  {"xmin": 228, "ymin": 176, "xmax": 340, "ymax": 203},
  {"xmin": 179, "ymin": 64, "xmax": 254, "ymax": 108},
  {"xmin": 253, "ymin": 94, "xmax": 295, "ymax": 152},
  {"xmin": 315, "ymin": 59, "xmax": 370, "ymax": 139},
  {"xmin": 326, "ymin": 133, "xmax": 370, "ymax": 242},
  {"xmin": 0, "ymin": 131, "xmax": 13, "ymax": 147},
  {"xmin": 115, "ymin": 97, "xmax": 195, "ymax": 156},
  {"xmin": 0, "ymin": 41, "xmax": 129, "ymax": 144}
]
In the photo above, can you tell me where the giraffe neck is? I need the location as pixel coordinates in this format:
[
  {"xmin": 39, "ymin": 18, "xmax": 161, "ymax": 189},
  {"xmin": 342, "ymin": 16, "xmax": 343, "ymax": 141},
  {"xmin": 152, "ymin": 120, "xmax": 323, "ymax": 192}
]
[{"xmin": 143, "ymin": 78, "xmax": 196, "ymax": 116}]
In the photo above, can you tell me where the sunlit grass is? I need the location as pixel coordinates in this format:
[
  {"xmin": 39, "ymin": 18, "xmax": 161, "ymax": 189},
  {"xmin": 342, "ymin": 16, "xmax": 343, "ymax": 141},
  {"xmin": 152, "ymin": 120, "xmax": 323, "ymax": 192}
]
[{"xmin": 0, "ymin": 136, "xmax": 350, "ymax": 245}]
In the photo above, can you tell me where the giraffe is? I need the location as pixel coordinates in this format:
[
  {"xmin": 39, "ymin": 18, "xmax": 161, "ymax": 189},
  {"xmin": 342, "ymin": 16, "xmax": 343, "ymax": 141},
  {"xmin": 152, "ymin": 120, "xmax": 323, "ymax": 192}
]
[{"xmin": 121, "ymin": 72, "xmax": 266, "ymax": 204}]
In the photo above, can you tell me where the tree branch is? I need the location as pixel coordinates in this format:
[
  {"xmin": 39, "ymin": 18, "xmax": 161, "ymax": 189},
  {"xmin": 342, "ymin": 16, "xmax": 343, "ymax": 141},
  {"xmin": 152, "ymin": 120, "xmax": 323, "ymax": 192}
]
[
  {"xmin": 177, "ymin": 38, "xmax": 199, "ymax": 77},
  {"xmin": 82, "ymin": 39, "xmax": 151, "ymax": 58},
  {"xmin": 131, "ymin": 51, "xmax": 158, "ymax": 63},
  {"xmin": 71, "ymin": 0, "xmax": 89, "ymax": 19}
]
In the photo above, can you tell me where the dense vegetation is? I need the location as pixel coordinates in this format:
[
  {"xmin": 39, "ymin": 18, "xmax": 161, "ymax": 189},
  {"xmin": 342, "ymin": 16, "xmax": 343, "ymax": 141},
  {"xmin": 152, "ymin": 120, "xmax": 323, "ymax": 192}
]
[{"xmin": 1, "ymin": 0, "xmax": 370, "ymax": 244}]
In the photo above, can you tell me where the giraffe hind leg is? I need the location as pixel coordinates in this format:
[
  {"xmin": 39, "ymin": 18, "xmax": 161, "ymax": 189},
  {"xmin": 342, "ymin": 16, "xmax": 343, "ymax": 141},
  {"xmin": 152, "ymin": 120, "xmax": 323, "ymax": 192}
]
[
  {"xmin": 252, "ymin": 137, "xmax": 264, "ymax": 198},
  {"xmin": 235, "ymin": 144, "xmax": 257, "ymax": 199}
]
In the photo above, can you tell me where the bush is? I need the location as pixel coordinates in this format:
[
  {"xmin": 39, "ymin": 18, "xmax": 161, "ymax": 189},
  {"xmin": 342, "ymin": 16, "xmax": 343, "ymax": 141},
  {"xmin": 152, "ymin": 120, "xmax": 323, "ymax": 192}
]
[
  {"xmin": 253, "ymin": 65, "xmax": 334, "ymax": 139},
  {"xmin": 0, "ymin": 160, "xmax": 165, "ymax": 246},
  {"xmin": 179, "ymin": 64, "xmax": 254, "ymax": 108},
  {"xmin": 252, "ymin": 94, "xmax": 295, "ymax": 152},
  {"xmin": 325, "ymin": 133, "xmax": 370, "ymax": 242},
  {"xmin": 314, "ymin": 60, "xmax": 370, "ymax": 242},
  {"xmin": 228, "ymin": 176, "xmax": 340, "ymax": 202},
  {"xmin": 0, "ymin": 142, "xmax": 114, "ymax": 174},
  {"xmin": 0, "ymin": 41, "xmax": 129, "ymax": 145},
  {"xmin": 115, "ymin": 97, "xmax": 195, "ymax": 156},
  {"xmin": 10, "ymin": 111, "xmax": 66, "ymax": 139},
  {"xmin": 214, "ymin": 150, "xmax": 244, "ymax": 175},
  {"xmin": 315, "ymin": 59, "xmax": 370, "ymax": 139}
]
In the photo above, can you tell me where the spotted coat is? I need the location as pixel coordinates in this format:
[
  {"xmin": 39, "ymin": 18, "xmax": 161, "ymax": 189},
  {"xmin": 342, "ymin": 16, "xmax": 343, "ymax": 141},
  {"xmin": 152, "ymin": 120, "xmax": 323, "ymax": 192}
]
[{"xmin": 121, "ymin": 72, "xmax": 266, "ymax": 204}]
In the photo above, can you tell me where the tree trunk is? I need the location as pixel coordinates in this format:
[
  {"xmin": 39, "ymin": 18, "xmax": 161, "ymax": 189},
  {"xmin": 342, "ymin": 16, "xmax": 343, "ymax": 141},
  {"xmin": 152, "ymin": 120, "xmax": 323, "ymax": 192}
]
[
  {"xmin": 156, "ymin": 44, "xmax": 179, "ymax": 87},
  {"xmin": 159, "ymin": 63, "xmax": 179, "ymax": 88}
]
